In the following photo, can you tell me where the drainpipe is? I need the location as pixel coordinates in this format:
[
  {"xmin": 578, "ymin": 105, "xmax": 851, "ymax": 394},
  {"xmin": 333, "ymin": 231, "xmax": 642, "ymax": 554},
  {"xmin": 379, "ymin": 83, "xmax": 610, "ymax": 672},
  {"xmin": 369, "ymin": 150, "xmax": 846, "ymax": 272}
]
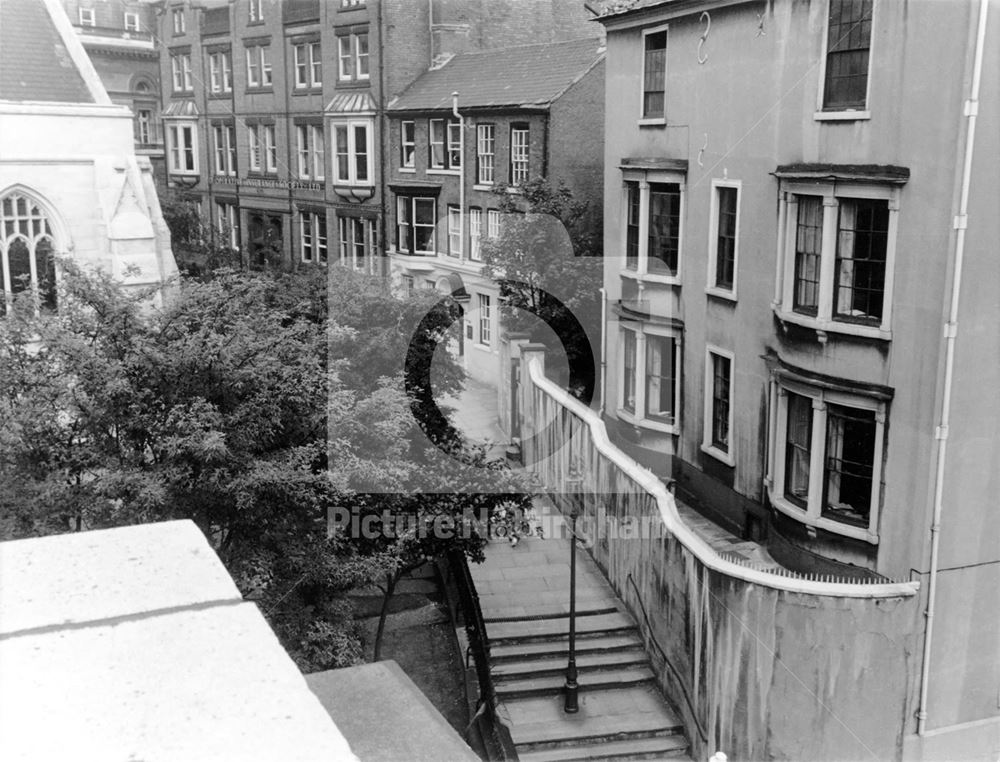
[
  {"xmin": 452, "ymin": 92, "xmax": 465, "ymax": 263},
  {"xmin": 916, "ymin": 0, "xmax": 989, "ymax": 736}
]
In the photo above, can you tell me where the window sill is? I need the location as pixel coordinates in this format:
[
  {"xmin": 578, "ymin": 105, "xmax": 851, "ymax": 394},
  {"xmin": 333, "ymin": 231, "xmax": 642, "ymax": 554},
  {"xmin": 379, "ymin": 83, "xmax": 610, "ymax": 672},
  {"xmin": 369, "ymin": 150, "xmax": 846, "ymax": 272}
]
[
  {"xmin": 398, "ymin": 167, "xmax": 416, "ymax": 174},
  {"xmin": 427, "ymin": 168, "xmax": 461, "ymax": 176},
  {"xmin": 336, "ymin": 79, "xmax": 370, "ymax": 88},
  {"xmin": 245, "ymin": 87, "xmax": 274, "ymax": 94},
  {"xmin": 472, "ymin": 343, "xmax": 494, "ymax": 353},
  {"xmin": 773, "ymin": 305, "xmax": 891, "ymax": 342},
  {"xmin": 292, "ymin": 87, "xmax": 323, "ymax": 96},
  {"xmin": 472, "ymin": 183, "xmax": 494, "ymax": 191},
  {"xmin": 616, "ymin": 408, "xmax": 678, "ymax": 435},
  {"xmin": 769, "ymin": 492, "xmax": 878, "ymax": 544},
  {"xmin": 700, "ymin": 443, "xmax": 734, "ymax": 467},
  {"xmin": 638, "ymin": 117, "xmax": 666, "ymax": 127},
  {"xmin": 387, "ymin": 250, "xmax": 437, "ymax": 269},
  {"xmin": 706, "ymin": 287, "xmax": 737, "ymax": 303},
  {"xmin": 208, "ymin": 91, "xmax": 233, "ymax": 99},
  {"xmin": 620, "ymin": 269, "xmax": 681, "ymax": 287},
  {"xmin": 814, "ymin": 109, "xmax": 870, "ymax": 122}
]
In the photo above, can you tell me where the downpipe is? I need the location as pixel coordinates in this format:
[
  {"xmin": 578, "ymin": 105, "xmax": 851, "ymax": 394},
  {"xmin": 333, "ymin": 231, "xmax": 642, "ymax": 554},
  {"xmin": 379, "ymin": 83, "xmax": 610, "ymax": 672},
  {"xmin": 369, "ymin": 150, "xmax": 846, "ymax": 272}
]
[{"xmin": 916, "ymin": 0, "xmax": 989, "ymax": 736}]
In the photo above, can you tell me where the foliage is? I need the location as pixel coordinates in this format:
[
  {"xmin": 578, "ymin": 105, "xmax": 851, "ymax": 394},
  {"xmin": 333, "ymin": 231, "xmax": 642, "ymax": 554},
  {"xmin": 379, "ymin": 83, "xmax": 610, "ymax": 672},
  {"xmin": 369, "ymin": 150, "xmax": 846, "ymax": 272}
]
[
  {"xmin": 159, "ymin": 189, "xmax": 242, "ymax": 275},
  {"xmin": 0, "ymin": 261, "xmax": 536, "ymax": 670},
  {"xmin": 479, "ymin": 178, "xmax": 603, "ymax": 398}
]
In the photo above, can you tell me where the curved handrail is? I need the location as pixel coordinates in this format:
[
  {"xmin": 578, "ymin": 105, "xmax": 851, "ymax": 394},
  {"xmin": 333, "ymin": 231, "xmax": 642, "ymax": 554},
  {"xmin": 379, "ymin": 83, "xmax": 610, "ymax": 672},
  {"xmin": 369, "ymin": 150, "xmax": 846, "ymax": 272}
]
[{"xmin": 525, "ymin": 357, "xmax": 919, "ymax": 599}]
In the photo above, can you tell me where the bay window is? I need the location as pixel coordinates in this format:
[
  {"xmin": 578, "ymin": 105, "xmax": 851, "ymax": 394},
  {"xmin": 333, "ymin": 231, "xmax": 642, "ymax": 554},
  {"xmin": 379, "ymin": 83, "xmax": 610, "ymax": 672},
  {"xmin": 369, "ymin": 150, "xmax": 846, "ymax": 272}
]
[
  {"xmin": 769, "ymin": 376, "xmax": 886, "ymax": 543},
  {"xmin": 621, "ymin": 170, "xmax": 684, "ymax": 280},
  {"xmin": 167, "ymin": 122, "xmax": 197, "ymax": 174},
  {"xmin": 775, "ymin": 173, "xmax": 901, "ymax": 340},
  {"xmin": 618, "ymin": 324, "xmax": 680, "ymax": 431},
  {"xmin": 332, "ymin": 120, "xmax": 372, "ymax": 185}
]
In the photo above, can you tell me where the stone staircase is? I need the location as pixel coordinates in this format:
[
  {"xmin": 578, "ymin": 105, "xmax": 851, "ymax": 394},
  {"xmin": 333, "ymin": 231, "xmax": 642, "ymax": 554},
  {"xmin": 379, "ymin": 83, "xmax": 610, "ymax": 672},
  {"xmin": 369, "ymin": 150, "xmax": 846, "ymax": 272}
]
[{"xmin": 470, "ymin": 501, "xmax": 692, "ymax": 762}]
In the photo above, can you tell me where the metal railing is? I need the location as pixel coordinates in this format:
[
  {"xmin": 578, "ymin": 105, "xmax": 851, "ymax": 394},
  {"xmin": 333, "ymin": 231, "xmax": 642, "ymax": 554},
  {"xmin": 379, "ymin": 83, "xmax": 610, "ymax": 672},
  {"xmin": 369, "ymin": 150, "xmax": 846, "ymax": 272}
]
[{"xmin": 447, "ymin": 549, "xmax": 519, "ymax": 762}]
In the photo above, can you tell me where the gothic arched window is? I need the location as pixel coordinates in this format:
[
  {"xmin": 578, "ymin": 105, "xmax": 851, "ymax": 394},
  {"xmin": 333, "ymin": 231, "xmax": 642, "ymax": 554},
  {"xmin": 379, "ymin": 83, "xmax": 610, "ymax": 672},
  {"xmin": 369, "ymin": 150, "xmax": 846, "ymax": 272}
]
[{"xmin": 1, "ymin": 192, "xmax": 58, "ymax": 315}]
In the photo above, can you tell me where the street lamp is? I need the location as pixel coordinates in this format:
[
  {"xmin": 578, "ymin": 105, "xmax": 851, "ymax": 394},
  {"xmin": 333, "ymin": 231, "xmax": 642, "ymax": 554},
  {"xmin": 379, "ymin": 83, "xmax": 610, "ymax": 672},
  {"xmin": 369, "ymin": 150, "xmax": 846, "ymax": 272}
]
[{"xmin": 563, "ymin": 463, "xmax": 583, "ymax": 713}]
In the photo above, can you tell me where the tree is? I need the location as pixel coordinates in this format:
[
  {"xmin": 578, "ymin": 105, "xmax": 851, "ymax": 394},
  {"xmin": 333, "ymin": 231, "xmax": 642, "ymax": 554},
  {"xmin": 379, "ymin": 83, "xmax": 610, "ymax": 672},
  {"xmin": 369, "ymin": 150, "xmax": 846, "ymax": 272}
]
[
  {"xmin": 159, "ymin": 189, "xmax": 242, "ymax": 275},
  {"xmin": 0, "ymin": 261, "xmax": 536, "ymax": 670},
  {"xmin": 479, "ymin": 178, "xmax": 603, "ymax": 400}
]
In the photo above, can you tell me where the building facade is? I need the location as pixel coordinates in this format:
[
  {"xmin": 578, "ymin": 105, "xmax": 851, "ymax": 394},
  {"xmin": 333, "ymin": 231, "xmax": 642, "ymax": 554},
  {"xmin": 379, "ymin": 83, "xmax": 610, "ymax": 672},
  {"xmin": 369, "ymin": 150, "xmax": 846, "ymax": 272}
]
[
  {"xmin": 62, "ymin": 0, "xmax": 165, "ymax": 183},
  {"xmin": 156, "ymin": 0, "xmax": 600, "ymax": 272},
  {"xmin": 595, "ymin": 0, "xmax": 999, "ymax": 757},
  {"xmin": 385, "ymin": 38, "xmax": 606, "ymax": 386},
  {"xmin": 1, "ymin": 0, "xmax": 177, "ymax": 311}
]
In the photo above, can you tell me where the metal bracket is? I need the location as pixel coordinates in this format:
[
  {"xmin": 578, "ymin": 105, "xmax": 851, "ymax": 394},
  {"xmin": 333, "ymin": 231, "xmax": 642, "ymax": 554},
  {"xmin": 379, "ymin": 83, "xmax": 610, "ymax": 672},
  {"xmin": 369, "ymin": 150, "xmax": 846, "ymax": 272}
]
[{"xmin": 698, "ymin": 11, "xmax": 711, "ymax": 64}]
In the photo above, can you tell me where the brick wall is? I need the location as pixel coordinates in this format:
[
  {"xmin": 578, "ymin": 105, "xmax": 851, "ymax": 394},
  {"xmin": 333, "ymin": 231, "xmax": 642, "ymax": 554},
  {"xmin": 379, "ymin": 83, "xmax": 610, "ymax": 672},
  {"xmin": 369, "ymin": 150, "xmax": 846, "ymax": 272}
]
[{"xmin": 547, "ymin": 58, "xmax": 605, "ymax": 213}]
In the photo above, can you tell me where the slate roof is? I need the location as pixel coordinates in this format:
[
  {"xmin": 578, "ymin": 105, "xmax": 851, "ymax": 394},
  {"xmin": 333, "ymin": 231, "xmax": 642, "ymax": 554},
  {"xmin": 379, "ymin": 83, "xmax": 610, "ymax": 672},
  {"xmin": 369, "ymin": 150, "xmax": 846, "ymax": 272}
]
[
  {"xmin": 0, "ymin": 0, "xmax": 94, "ymax": 103},
  {"xmin": 388, "ymin": 37, "xmax": 604, "ymax": 113}
]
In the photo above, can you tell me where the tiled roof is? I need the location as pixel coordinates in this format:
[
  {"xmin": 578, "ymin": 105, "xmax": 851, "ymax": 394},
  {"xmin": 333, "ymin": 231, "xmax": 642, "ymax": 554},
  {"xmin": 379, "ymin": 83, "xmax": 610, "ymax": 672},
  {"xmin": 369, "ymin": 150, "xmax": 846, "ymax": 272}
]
[
  {"xmin": 0, "ymin": 0, "xmax": 94, "ymax": 103},
  {"xmin": 388, "ymin": 37, "xmax": 604, "ymax": 112},
  {"xmin": 595, "ymin": 0, "xmax": 672, "ymax": 21},
  {"xmin": 163, "ymin": 99, "xmax": 200, "ymax": 117}
]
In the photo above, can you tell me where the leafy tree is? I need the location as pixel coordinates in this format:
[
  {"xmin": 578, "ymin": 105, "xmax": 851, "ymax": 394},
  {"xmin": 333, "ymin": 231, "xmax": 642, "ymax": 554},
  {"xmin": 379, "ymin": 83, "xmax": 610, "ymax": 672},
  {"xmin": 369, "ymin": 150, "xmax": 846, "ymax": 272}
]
[
  {"xmin": 479, "ymin": 178, "xmax": 603, "ymax": 400},
  {"xmin": 159, "ymin": 190, "xmax": 242, "ymax": 275}
]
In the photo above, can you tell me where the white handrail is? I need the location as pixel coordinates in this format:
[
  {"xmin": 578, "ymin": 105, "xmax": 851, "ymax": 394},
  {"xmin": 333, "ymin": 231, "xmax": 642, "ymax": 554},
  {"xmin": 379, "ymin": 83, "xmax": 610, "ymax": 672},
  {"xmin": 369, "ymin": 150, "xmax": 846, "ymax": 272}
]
[{"xmin": 525, "ymin": 357, "xmax": 920, "ymax": 599}]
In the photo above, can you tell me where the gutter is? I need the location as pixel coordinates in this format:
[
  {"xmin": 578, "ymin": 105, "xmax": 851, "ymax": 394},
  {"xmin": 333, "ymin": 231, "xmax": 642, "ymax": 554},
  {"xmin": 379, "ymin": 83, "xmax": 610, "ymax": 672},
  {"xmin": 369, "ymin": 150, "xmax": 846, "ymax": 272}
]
[
  {"xmin": 916, "ymin": 0, "xmax": 990, "ymax": 737},
  {"xmin": 452, "ymin": 92, "xmax": 465, "ymax": 264}
]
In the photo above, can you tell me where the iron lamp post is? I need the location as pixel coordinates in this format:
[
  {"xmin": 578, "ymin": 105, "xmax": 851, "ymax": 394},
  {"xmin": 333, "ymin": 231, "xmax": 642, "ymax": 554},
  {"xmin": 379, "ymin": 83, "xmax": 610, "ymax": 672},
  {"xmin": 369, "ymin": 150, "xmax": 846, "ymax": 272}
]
[{"xmin": 563, "ymin": 469, "xmax": 583, "ymax": 713}]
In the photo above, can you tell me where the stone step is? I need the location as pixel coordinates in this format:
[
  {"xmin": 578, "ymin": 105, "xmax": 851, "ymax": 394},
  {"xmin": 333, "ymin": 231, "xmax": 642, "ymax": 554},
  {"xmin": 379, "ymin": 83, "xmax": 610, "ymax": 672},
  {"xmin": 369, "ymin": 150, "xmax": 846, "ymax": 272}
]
[
  {"xmin": 495, "ymin": 665, "xmax": 654, "ymax": 699},
  {"xmin": 517, "ymin": 734, "xmax": 690, "ymax": 762},
  {"xmin": 492, "ymin": 648, "xmax": 650, "ymax": 680},
  {"xmin": 490, "ymin": 633, "xmax": 645, "ymax": 663},
  {"xmin": 510, "ymin": 700, "xmax": 684, "ymax": 750},
  {"xmin": 488, "ymin": 611, "xmax": 636, "ymax": 645},
  {"xmin": 484, "ymin": 607, "xmax": 618, "ymax": 624}
]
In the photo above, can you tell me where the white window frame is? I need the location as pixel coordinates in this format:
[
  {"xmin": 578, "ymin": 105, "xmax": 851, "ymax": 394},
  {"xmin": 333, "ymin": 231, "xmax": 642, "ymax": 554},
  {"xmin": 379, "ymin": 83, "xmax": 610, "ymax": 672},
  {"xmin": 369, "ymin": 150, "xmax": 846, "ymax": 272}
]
[
  {"xmin": 487, "ymin": 209, "xmax": 500, "ymax": 240},
  {"xmin": 332, "ymin": 120, "xmax": 372, "ymax": 186},
  {"xmin": 337, "ymin": 34, "xmax": 368, "ymax": 82},
  {"xmin": 248, "ymin": 124, "xmax": 262, "ymax": 172},
  {"xmin": 616, "ymin": 323, "xmax": 681, "ymax": 434},
  {"xmin": 702, "ymin": 346, "xmax": 735, "ymax": 466},
  {"xmin": 124, "ymin": 12, "xmax": 140, "ymax": 31},
  {"xmin": 469, "ymin": 207, "xmax": 482, "ymax": 260},
  {"xmin": 337, "ymin": 216, "xmax": 368, "ymax": 271},
  {"xmin": 212, "ymin": 123, "xmax": 236, "ymax": 177},
  {"xmin": 815, "ymin": 0, "xmax": 875, "ymax": 121},
  {"xmin": 167, "ymin": 121, "xmax": 198, "ymax": 175},
  {"xmin": 400, "ymin": 121, "xmax": 415, "ymax": 169},
  {"xmin": 300, "ymin": 210, "xmax": 328, "ymax": 265},
  {"xmin": 767, "ymin": 378, "xmax": 885, "ymax": 544},
  {"xmin": 774, "ymin": 181, "xmax": 898, "ymax": 341},
  {"xmin": 639, "ymin": 23, "xmax": 668, "ymax": 124},
  {"xmin": 293, "ymin": 42, "xmax": 321, "ymax": 89},
  {"xmin": 447, "ymin": 206, "xmax": 462, "ymax": 258},
  {"xmin": 79, "ymin": 8, "xmax": 96, "ymax": 26},
  {"xmin": 246, "ymin": 45, "xmax": 272, "ymax": 88},
  {"xmin": 215, "ymin": 201, "xmax": 238, "ymax": 249},
  {"xmin": 355, "ymin": 33, "xmax": 369, "ymax": 80},
  {"xmin": 249, "ymin": 0, "xmax": 264, "ymax": 22},
  {"xmin": 476, "ymin": 123, "xmax": 495, "ymax": 185},
  {"xmin": 620, "ymin": 168, "xmax": 686, "ymax": 285},
  {"xmin": 706, "ymin": 179, "xmax": 741, "ymax": 300},
  {"xmin": 396, "ymin": 196, "xmax": 436, "ymax": 256},
  {"xmin": 136, "ymin": 109, "xmax": 153, "ymax": 144},
  {"xmin": 510, "ymin": 125, "xmax": 529, "ymax": 185},
  {"xmin": 209, "ymin": 51, "xmax": 232, "ymax": 94},
  {"xmin": 171, "ymin": 8, "xmax": 185, "ymax": 34},
  {"xmin": 447, "ymin": 121, "xmax": 462, "ymax": 170},
  {"xmin": 263, "ymin": 124, "xmax": 277, "ymax": 173},
  {"xmin": 171, "ymin": 54, "xmax": 193, "ymax": 92},
  {"xmin": 478, "ymin": 293, "xmax": 492, "ymax": 346}
]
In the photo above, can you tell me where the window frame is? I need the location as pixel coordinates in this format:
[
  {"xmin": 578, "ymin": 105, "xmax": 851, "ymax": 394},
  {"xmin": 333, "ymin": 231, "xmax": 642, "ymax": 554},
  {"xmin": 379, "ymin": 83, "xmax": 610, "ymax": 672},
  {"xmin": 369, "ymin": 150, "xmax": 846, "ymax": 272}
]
[
  {"xmin": 300, "ymin": 210, "xmax": 328, "ymax": 265},
  {"xmin": 617, "ymin": 323, "xmax": 682, "ymax": 434},
  {"xmin": 208, "ymin": 50, "xmax": 233, "ymax": 94},
  {"xmin": 296, "ymin": 123, "xmax": 325, "ymax": 180},
  {"xmin": 167, "ymin": 121, "xmax": 198, "ymax": 175},
  {"xmin": 774, "ymin": 180, "xmax": 898, "ymax": 341},
  {"xmin": 171, "ymin": 53, "xmax": 193, "ymax": 93},
  {"xmin": 620, "ymin": 168, "xmax": 686, "ymax": 284},
  {"xmin": 447, "ymin": 205, "xmax": 462, "ymax": 258},
  {"xmin": 79, "ymin": 7, "xmax": 96, "ymax": 26},
  {"xmin": 245, "ymin": 44, "xmax": 273, "ymax": 90},
  {"xmin": 702, "ymin": 346, "xmax": 735, "ymax": 466},
  {"xmin": 428, "ymin": 118, "xmax": 460, "ymax": 172},
  {"xmin": 478, "ymin": 293, "xmax": 492, "ymax": 347},
  {"xmin": 395, "ymin": 196, "xmax": 436, "ymax": 256},
  {"xmin": 331, "ymin": 119, "xmax": 372, "ymax": 186},
  {"xmin": 0, "ymin": 192, "xmax": 59, "ymax": 316},
  {"xmin": 768, "ymin": 377, "xmax": 885, "ymax": 544},
  {"xmin": 171, "ymin": 8, "xmax": 185, "ymax": 35},
  {"xmin": 816, "ymin": 0, "xmax": 875, "ymax": 120},
  {"xmin": 469, "ymin": 206, "xmax": 482, "ymax": 260},
  {"xmin": 263, "ymin": 124, "xmax": 277, "ymax": 173},
  {"xmin": 215, "ymin": 200, "xmax": 239, "ymax": 249},
  {"xmin": 486, "ymin": 209, "xmax": 500, "ymax": 240},
  {"xmin": 706, "ymin": 179, "xmax": 741, "ymax": 300},
  {"xmin": 293, "ymin": 41, "xmax": 322, "ymax": 90},
  {"xmin": 400, "ymin": 120, "xmax": 416, "ymax": 169},
  {"xmin": 476, "ymin": 123, "xmax": 495, "ymax": 185},
  {"xmin": 212, "ymin": 122, "xmax": 237, "ymax": 177},
  {"xmin": 248, "ymin": 0, "xmax": 264, "ymax": 23},
  {"xmin": 509, "ymin": 123, "xmax": 530, "ymax": 185},
  {"xmin": 640, "ymin": 24, "xmax": 668, "ymax": 124},
  {"xmin": 124, "ymin": 12, "xmax": 140, "ymax": 31},
  {"xmin": 337, "ymin": 33, "xmax": 369, "ymax": 82}
]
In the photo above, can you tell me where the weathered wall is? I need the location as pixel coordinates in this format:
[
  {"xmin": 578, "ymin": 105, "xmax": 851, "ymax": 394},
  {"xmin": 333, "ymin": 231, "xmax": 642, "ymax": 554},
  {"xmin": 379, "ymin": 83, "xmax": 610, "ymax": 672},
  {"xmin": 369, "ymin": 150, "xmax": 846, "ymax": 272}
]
[{"xmin": 518, "ymin": 351, "xmax": 922, "ymax": 761}]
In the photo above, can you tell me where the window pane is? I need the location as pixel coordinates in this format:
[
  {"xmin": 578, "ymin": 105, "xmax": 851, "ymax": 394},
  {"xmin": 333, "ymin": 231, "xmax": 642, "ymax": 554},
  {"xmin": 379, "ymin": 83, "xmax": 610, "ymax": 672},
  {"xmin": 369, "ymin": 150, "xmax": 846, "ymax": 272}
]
[
  {"xmin": 645, "ymin": 335, "xmax": 674, "ymax": 422},
  {"xmin": 715, "ymin": 186, "xmax": 737, "ymax": 290},
  {"xmin": 335, "ymin": 125, "xmax": 349, "ymax": 180},
  {"xmin": 710, "ymin": 354, "xmax": 730, "ymax": 451},
  {"xmin": 354, "ymin": 124, "xmax": 369, "ymax": 182},
  {"xmin": 834, "ymin": 198, "xmax": 888, "ymax": 323},
  {"xmin": 625, "ymin": 182, "xmax": 639, "ymax": 270},
  {"xmin": 622, "ymin": 330, "xmax": 637, "ymax": 413},
  {"xmin": 643, "ymin": 31, "xmax": 667, "ymax": 117},
  {"xmin": 823, "ymin": 404, "xmax": 876, "ymax": 526},
  {"xmin": 793, "ymin": 196, "xmax": 822, "ymax": 314},
  {"xmin": 647, "ymin": 183, "xmax": 680, "ymax": 275},
  {"xmin": 823, "ymin": 0, "xmax": 872, "ymax": 109},
  {"xmin": 784, "ymin": 392, "xmax": 812, "ymax": 507}
]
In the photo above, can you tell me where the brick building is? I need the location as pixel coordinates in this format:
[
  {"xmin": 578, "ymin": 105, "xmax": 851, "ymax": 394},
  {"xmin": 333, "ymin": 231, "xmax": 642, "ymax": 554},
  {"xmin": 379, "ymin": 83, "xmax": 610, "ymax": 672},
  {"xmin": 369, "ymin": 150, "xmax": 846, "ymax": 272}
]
[
  {"xmin": 385, "ymin": 37, "xmax": 606, "ymax": 386},
  {"xmin": 155, "ymin": 0, "xmax": 600, "ymax": 272},
  {"xmin": 61, "ymin": 0, "xmax": 165, "ymax": 182}
]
